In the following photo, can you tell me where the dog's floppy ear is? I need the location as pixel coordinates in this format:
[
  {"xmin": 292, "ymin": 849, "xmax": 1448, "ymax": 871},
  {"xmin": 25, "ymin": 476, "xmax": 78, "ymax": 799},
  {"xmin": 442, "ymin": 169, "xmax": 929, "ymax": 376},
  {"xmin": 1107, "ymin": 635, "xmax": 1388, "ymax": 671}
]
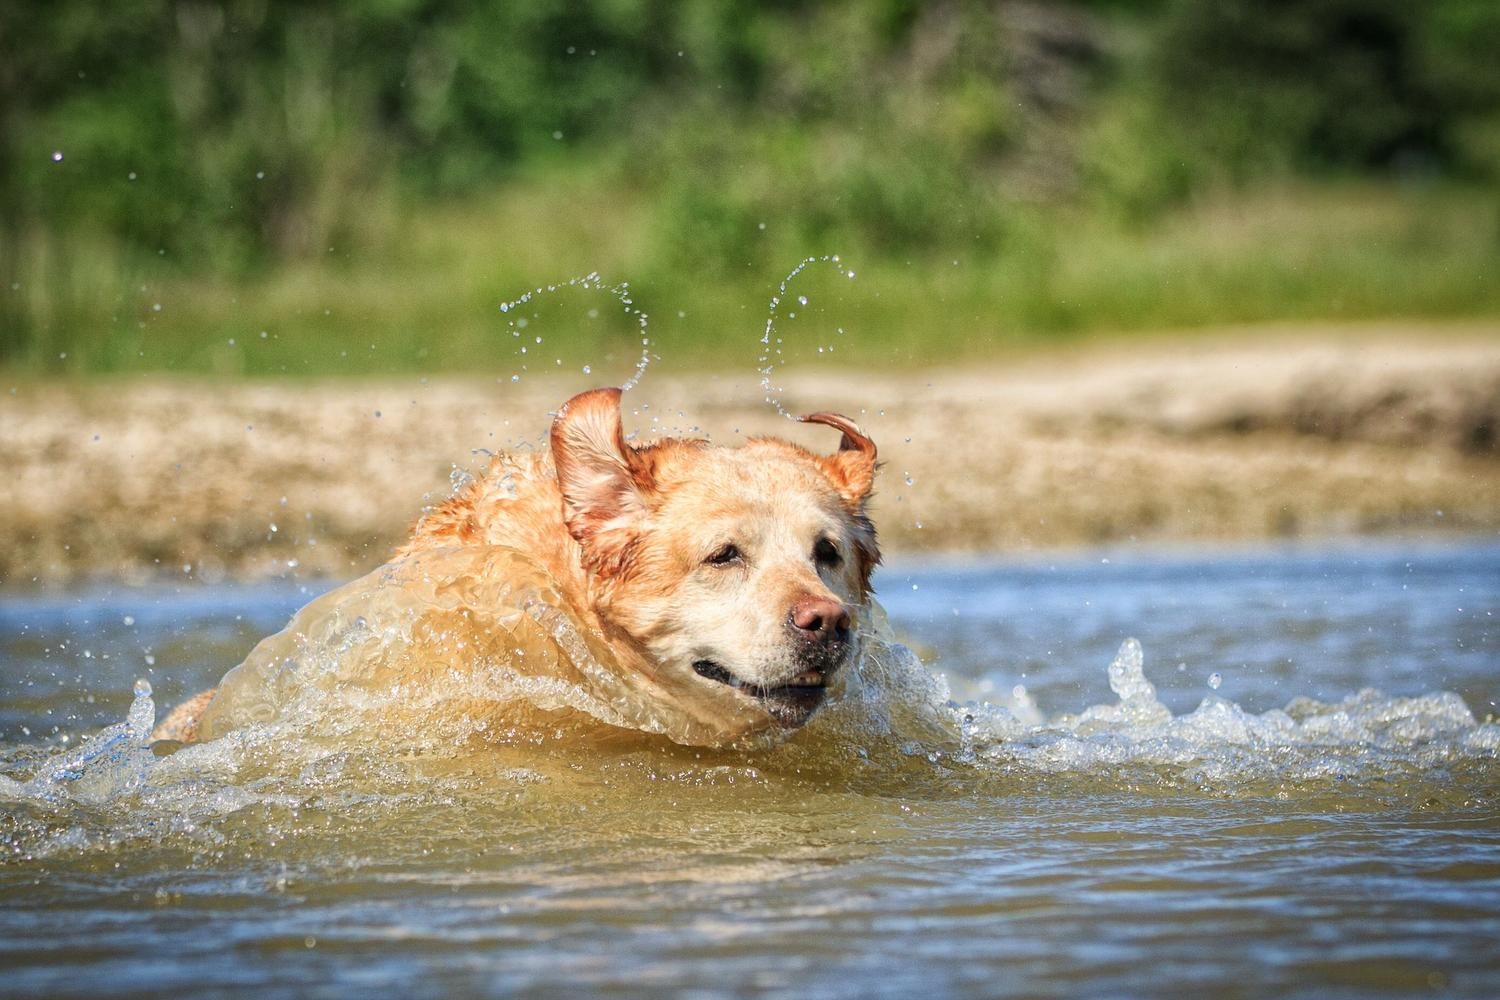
[
  {"xmin": 800, "ymin": 411, "xmax": 877, "ymax": 508},
  {"xmin": 801, "ymin": 411, "xmax": 881, "ymax": 594},
  {"xmin": 551, "ymin": 387, "xmax": 653, "ymax": 575}
]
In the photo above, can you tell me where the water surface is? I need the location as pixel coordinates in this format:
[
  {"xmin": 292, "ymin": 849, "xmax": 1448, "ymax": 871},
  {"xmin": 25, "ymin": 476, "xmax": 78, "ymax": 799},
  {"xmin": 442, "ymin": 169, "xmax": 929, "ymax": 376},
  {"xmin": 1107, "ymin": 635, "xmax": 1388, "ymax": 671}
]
[{"xmin": 2, "ymin": 541, "xmax": 1498, "ymax": 998}]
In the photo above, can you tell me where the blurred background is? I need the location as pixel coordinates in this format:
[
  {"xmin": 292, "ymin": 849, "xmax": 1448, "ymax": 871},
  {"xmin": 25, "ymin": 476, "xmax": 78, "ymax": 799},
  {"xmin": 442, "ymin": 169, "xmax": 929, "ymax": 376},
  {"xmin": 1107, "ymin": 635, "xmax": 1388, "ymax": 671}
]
[
  {"xmin": 3, "ymin": 0, "xmax": 1498, "ymax": 374},
  {"xmin": 3, "ymin": 1, "xmax": 1500, "ymax": 585}
]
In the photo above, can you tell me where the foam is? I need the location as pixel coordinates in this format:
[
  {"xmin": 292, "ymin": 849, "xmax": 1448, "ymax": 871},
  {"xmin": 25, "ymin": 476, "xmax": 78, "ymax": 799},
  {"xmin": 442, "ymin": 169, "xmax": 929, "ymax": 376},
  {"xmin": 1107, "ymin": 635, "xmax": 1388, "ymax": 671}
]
[{"xmin": 3, "ymin": 599, "xmax": 1496, "ymax": 861}]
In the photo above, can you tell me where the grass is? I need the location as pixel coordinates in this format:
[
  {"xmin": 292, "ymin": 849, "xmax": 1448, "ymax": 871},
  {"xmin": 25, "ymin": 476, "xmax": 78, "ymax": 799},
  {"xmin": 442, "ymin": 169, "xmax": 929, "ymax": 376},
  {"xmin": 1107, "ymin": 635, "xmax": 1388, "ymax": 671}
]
[{"xmin": 5, "ymin": 176, "xmax": 1499, "ymax": 379}]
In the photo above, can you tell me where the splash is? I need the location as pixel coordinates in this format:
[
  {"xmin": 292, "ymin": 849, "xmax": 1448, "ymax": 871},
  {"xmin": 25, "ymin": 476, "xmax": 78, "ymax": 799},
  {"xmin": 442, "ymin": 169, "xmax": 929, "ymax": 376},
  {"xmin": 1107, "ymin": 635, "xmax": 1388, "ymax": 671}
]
[
  {"xmin": 191, "ymin": 544, "xmax": 831, "ymax": 750},
  {"xmin": 959, "ymin": 639, "xmax": 1499, "ymax": 800},
  {"xmin": 757, "ymin": 255, "xmax": 855, "ymax": 419},
  {"xmin": 0, "ymin": 631, "xmax": 1494, "ymax": 867},
  {"xmin": 1, "ymin": 678, "xmax": 155, "ymax": 805},
  {"xmin": 498, "ymin": 272, "xmax": 652, "ymax": 390},
  {"xmin": 8, "ymin": 620, "xmax": 1494, "ymax": 816}
]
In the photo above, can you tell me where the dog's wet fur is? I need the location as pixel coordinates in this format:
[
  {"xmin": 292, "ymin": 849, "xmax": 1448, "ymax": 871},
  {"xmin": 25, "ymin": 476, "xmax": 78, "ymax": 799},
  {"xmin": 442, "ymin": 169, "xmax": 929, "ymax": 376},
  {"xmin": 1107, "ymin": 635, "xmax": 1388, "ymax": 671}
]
[{"xmin": 154, "ymin": 387, "xmax": 879, "ymax": 746}]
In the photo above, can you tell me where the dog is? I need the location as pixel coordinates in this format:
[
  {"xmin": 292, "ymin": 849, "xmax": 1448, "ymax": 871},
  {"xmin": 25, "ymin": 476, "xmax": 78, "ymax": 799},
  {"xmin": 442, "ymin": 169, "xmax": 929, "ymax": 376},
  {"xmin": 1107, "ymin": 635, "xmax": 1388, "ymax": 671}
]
[{"xmin": 153, "ymin": 386, "xmax": 880, "ymax": 748}]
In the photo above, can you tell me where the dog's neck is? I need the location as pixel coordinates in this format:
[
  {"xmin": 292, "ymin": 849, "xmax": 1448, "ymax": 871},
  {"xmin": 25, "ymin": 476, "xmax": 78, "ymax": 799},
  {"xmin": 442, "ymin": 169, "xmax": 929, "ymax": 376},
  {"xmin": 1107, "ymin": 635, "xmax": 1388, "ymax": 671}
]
[{"xmin": 401, "ymin": 450, "xmax": 622, "ymax": 631}]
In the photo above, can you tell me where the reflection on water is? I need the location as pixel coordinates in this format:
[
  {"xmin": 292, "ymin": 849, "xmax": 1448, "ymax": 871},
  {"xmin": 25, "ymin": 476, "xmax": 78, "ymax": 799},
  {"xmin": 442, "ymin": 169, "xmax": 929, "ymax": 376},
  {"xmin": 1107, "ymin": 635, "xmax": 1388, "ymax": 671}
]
[{"xmin": 1, "ymin": 541, "xmax": 1498, "ymax": 998}]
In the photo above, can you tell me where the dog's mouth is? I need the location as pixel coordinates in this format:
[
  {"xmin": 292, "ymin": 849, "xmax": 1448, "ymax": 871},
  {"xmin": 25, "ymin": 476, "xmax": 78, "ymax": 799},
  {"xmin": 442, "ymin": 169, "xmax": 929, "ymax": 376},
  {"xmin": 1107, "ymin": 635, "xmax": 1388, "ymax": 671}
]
[{"xmin": 692, "ymin": 659, "xmax": 829, "ymax": 727}]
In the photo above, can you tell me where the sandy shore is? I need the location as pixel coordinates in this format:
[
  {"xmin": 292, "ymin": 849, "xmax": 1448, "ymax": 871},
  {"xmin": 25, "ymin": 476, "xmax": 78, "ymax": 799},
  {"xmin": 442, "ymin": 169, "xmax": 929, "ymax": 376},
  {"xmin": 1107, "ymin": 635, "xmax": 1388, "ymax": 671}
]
[{"xmin": 3, "ymin": 324, "xmax": 1498, "ymax": 587}]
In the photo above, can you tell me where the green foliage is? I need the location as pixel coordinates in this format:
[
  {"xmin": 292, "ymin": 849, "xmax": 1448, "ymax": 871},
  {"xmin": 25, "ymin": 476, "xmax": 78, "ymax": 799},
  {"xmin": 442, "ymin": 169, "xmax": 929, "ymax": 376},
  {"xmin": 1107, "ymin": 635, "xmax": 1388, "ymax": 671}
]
[
  {"xmin": 1, "ymin": 0, "xmax": 1498, "ymax": 372},
  {"xmin": 1087, "ymin": 0, "xmax": 1500, "ymax": 212}
]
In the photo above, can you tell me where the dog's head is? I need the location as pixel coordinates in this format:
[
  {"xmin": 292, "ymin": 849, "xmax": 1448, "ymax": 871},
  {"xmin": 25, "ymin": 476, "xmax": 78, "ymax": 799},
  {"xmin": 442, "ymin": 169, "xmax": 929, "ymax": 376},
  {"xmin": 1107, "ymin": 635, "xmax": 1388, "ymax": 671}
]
[{"xmin": 550, "ymin": 387, "xmax": 879, "ymax": 740}]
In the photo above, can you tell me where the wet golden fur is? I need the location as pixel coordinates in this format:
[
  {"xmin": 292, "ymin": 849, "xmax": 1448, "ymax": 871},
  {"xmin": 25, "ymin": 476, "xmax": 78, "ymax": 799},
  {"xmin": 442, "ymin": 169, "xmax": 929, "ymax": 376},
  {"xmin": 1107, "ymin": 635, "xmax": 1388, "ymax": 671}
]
[{"xmin": 155, "ymin": 387, "xmax": 880, "ymax": 746}]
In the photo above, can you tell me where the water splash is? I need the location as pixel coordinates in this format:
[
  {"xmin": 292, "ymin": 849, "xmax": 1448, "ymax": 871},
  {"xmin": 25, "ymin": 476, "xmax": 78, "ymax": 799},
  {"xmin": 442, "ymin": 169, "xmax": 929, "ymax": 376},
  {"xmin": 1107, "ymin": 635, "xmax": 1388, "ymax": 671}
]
[
  {"xmin": 3, "ymin": 678, "xmax": 156, "ymax": 805},
  {"xmin": 498, "ymin": 272, "xmax": 652, "ymax": 390},
  {"xmin": 2, "ymin": 622, "xmax": 1497, "ymax": 866},
  {"xmin": 757, "ymin": 255, "xmax": 854, "ymax": 419}
]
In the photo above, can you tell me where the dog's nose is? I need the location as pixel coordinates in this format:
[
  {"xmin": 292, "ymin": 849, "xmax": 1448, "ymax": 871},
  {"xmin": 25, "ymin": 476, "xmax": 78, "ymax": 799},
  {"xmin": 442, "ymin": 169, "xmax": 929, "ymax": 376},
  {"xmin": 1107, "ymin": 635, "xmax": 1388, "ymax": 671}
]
[{"xmin": 791, "ymin": 596, "xmax": 851, "ymax": 644}]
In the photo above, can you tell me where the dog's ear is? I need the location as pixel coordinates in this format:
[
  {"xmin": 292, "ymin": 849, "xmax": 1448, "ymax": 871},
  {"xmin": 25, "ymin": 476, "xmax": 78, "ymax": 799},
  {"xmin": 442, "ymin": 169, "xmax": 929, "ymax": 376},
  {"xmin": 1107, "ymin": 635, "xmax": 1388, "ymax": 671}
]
[
  {"xmin": 801, "ymin": 411, "xmax": 881, "ymax": 595},
  {"xmin": 800, "ymin": 411, "xmax": 877, "ymax": 508},
  {"xmin": 551, "ymin": 387, "xmax": 653, "ymax": 575}
]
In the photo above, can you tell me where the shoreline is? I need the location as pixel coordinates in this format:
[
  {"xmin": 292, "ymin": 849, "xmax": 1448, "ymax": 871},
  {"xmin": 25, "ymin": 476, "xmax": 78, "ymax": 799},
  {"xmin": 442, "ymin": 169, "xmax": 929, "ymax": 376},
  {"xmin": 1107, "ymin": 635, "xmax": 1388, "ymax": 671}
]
[
  {"xmin": 4, "ymin": 325, "xmax": 1498, "ymax": 589},
  {"xmin": 5, "ymin": 533, "xmax": 1496, "ymax": 600}
]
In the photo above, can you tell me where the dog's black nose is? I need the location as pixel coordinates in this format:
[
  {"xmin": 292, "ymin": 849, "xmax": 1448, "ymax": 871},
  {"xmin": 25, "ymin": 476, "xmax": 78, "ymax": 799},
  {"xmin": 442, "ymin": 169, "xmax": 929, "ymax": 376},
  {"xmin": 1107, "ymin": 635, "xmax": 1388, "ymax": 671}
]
[{"xmin": 791, "ymin": 595, "xmax": 851, "ymax": 645}]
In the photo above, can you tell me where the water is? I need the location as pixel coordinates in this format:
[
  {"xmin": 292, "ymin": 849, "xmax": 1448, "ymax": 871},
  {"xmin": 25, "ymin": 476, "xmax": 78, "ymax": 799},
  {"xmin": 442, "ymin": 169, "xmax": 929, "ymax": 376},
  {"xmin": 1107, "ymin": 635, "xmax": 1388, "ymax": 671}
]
[
  {"xmin": 497, "ymin": 272, "xmax": 652, "ymax": 389},
  {"xmin": 2, "ymin": 541, "xmax": 1498, "ymax": 998},
  {"xmin": 758, "ymin": 254, "xmax": 854, "ymax": 419}
]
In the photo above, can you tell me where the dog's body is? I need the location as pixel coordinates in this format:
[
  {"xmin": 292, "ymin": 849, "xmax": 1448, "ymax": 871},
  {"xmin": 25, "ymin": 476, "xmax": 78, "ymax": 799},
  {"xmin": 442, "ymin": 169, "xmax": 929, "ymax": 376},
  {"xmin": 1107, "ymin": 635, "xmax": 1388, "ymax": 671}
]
[{"xmin": 155, "ymin": 387, "xmax": 880, "ymax": 748}]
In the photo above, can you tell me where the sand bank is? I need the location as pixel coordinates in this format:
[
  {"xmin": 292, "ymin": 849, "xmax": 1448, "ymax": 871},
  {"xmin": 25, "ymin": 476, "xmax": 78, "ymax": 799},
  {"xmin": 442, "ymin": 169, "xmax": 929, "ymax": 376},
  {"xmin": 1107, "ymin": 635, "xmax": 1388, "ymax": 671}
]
[{"xmin": 4, "ymin": 325, "xmax": 1497, "ymax": 587}]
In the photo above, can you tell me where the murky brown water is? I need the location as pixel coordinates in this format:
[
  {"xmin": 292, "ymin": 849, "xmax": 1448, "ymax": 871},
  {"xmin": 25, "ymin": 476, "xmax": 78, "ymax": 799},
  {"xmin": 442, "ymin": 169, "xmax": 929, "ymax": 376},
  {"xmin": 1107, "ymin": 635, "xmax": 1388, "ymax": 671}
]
[{"xmin": 2, "ymin": 542, "xmax": 1498, "ymax": 998}]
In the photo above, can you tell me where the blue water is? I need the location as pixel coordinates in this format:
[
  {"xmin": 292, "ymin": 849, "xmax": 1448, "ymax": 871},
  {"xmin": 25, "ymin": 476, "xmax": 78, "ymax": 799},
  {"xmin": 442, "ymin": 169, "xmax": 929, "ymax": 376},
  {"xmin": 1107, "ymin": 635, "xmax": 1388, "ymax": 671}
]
[
  {"xmin": 881, "ymin": 540, "xmax": 1499, "ymax": 720},
  {"xmin": 1, "ymin": 540, "xmax": 1497, "ymax": 999}
]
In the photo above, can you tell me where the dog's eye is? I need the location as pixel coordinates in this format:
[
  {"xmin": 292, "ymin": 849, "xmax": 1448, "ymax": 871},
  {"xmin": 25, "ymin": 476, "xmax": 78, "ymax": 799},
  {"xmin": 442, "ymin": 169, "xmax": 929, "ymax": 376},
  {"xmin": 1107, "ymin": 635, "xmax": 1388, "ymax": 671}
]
[
  {"xmin": 814, "ymin": 538, "xmax": 842, "ymax": 567},
  {"xmin": 705, "ymin": 544, "xmax": 742, "ymax": 566}
]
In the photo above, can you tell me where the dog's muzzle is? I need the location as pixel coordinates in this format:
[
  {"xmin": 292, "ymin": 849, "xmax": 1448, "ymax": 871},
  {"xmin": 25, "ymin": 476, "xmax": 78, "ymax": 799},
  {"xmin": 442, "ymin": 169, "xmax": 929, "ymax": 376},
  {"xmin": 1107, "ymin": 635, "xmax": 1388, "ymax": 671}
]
[{"xmin": 691, "ymin": 654, "xmax": 841, "ymax": 729}]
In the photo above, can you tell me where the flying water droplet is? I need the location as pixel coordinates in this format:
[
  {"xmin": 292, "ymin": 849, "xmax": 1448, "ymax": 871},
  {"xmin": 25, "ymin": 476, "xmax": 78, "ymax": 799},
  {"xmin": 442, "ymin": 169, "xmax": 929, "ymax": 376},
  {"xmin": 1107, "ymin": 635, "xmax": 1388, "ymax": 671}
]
[
  {"xmin": 496, "ymin": 272, "xmax": 653, "ymax": 391},
  {"xmin": 757, "ymin": 255, "xmax": 853, "ymax": 419}
]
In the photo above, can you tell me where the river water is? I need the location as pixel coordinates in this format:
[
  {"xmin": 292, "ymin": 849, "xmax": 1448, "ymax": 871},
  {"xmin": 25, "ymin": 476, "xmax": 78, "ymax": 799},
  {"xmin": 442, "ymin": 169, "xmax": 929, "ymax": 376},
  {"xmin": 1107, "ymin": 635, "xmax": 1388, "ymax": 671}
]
[{"xmin": 2, "ymin": 541, "xmax": 1497, "ymax": 998}]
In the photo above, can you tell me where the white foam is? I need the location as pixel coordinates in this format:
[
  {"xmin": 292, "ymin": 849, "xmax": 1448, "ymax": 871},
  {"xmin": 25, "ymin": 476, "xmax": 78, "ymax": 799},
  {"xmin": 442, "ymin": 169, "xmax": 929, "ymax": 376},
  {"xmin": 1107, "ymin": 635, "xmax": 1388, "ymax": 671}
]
[
  {"xmin": 3, "ymin": 621, "xmax": 1495, "ymax": 863},
  {"xmin": 3, "ymin": 678, "xmax": 157, "ymax": 806}
]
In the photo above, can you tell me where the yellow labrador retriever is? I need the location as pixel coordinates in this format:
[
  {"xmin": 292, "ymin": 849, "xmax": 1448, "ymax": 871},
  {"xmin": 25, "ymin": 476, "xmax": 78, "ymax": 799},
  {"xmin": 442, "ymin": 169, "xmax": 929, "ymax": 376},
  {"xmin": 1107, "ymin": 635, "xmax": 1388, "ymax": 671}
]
[{"xmin": 155, "ymin": 387, "xmax": 879, "ymax": 748}]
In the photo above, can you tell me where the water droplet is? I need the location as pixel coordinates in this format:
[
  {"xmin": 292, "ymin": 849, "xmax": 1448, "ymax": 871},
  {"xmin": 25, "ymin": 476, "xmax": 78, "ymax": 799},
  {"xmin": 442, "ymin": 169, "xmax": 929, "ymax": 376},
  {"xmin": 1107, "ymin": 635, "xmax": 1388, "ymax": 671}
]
[
  {"xmin": 1208, "ymin": 672, "xmax": 1223, "ymax": 690},
  {"xmin": 51, "ymin": 151, "xmax": 63, "ymax": 162},
  {"xmin": 133, "ymin": 678, "xmax": 152, "ymax": 698},
  {"xmin": 497, "ymin": 271, "xmax": 653, "ymax": 390},
  {"xmin": 757, "ymin": 255, "xmax": 854, "ymax": 419}
]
